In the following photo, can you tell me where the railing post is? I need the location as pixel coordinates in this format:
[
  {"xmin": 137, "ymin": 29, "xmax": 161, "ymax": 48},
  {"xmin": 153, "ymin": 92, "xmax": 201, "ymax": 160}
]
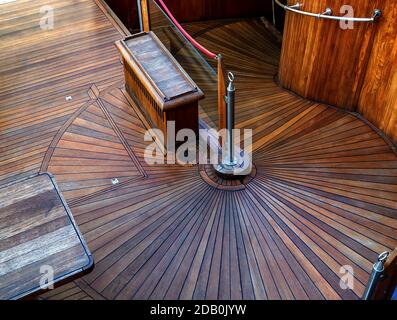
[
  {"xmin": 213, "ymin": 72, "xmax": 252, "ymax": 178},
  {"xmin": 362, "ymin": 252, "xmax": 389, "ymax": 300},
  {"xmin": 217, "ymin": 55, "xmax": 227, "ymax": 130},
  {"xmin": 226, "ymin": 72, "xmax": 236, "ymax": 165},
  {"xmin": 369, "ymin": 248, "xmax": 397, "ymax": 300},
  {"xmin": 138, "ymin": 0, "xmax": 150, "ymax": 32},
  {"xmin": 137, "ymin": 0, "xmax": 144, "ymax": 31}
]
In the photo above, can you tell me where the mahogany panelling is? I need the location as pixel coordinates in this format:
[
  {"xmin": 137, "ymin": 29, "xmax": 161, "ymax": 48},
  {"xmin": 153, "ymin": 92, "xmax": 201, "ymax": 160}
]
[
  {"xmin": 278, "ymin": 0, "xmax": 381, "ymax": 111},
  {"xmin": 104, "ymin": 0, "xmax": 277, "ymax": 30},
  {"xmin": 357, "ymin": 0, "xmax": 397, "ymax": 143},
  {"xmin": 104, "ymin": 0, "xmax": 140, "ymax": 30},
  {"xmin": 161, "ymin": 0, "xmax": 205, "ymax": 22}
]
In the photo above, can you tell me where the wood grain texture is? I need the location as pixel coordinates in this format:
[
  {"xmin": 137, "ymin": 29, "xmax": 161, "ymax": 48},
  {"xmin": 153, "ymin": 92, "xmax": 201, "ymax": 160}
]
[
  {"xmin": 103, "ymin": 0, "xmax": 277, "ymax": 30},
  {"xmin": 0, "ymin": 174, "xmax": 92, "ymax": 300},
  {"xmin": 1, "ymin": 0, "xmax": 397, "ymax": 300},
  {"xmin": 278, "ymin": 0, "xmax": 380, "ymax": 111},
  {"xmin": 121, "ymin": 32, "xmax": 202, "ymax": 104},
  {"xmin": 278, "ymin": 0, "xmax": 397, "ymax": 143},
  {"xmin": 0, "ymin": 0, "xmax": 125, "ymax": 187},
  {"xmin": 44, "ymin": 19, "xmax": 397, "ymax": 300},
  {"xmin": 117, "ymin": 31, "xmax": 203, "ymax": 141},
  {"xmin": 41, "ymin": 87, "xmax": 147, "ymax": 203},
  {"xmin": 357, "ymin": 0, "xmax": 397, "ymax": 143}
]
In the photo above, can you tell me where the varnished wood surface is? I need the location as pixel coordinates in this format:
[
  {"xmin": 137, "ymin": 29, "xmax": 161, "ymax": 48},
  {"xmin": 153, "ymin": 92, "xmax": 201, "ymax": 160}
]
[
  {"xmin": 40, "ymin": 85, "xmax": 147, "ymax": 202},
  {"xmin": 358, "ymin": 0, "xmax": 397, "ymax": 144},
  {"xmin": 1, "ymin": 1, "xmax": 397, "ymax": 300},
  {"xmin": 278, "ymin": 0, "xmax": 397, "ymax": 143},
  {"xmin": 0, "ymin": 173, "xmax": 92, "ymax": 300},
  {"xmin": 0, "ymin": 0, "xmax": 125, "ymax": 187},
  {"xmin": 103, "ymin": 0, "xmax": 279, "ymax": 31},
  {"xmin": 279, "ymin": 0, "xmax": 379, "ymax": 111},
  {"xmin": 122, "ymin": 32, "xmax": 200, "ymax": 104},
  {"xmin": 117, "ymin": 31, "xmax": 203, "ymax": 143}
]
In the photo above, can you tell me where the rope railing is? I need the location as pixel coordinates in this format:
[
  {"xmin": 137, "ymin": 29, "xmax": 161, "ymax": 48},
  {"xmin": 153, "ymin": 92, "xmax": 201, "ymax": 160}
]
[
  {"xmin": 155, "ymin": 0, "xmax": 227, "ymax": 129},
  {"xmin": 157, "ymin": 0, "xmax": 218, "ymax": 60}
]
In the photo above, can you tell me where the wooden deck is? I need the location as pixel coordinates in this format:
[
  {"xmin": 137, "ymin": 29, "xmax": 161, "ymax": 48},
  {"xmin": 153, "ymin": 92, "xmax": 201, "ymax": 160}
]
[{"xmin": 1, "ymin": 0, "xmax": 397, "ymax": 300}]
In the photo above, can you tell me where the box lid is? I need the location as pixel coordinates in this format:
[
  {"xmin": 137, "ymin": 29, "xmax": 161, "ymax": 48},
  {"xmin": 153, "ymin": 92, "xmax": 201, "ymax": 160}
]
[{"xmin": 117, "ymin": 31, "xmax": 204, "ymax": 110}]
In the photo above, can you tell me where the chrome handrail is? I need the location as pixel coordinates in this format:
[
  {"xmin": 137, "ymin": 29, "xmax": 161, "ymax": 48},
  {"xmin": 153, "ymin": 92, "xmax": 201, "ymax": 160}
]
[{"xmin": 275, "ymin": 0, "xmax": 381, "ymax": 22}]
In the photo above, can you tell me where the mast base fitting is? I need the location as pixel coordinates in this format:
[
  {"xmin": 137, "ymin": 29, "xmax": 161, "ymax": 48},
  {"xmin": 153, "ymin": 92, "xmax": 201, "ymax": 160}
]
[{"xmin": 213, "ymin": 158, "xmax": 251, "ymax": 179}]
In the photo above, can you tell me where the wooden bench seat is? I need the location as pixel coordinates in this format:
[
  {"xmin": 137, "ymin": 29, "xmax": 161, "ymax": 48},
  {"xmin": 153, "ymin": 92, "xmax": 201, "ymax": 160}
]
[
  {"xmin": 0, "ymin": 173, "xmax": 93, "ymax": 300},
  {"xmin": 116, "ymin": 31, "xmax": 204, "ymax": 143}
]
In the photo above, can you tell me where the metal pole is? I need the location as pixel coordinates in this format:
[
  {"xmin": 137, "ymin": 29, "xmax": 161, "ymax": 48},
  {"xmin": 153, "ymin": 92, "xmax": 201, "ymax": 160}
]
[
  {"xmin": 137, "ymin": 0, "xmax": 144, "ymax": 32},
  {"xmin": 362, "ymin": 251, "xmax": 389, "ymax": 300},
  {"xmin": 214, "ymin": 72, "xmax": 249, "ymax": 178},
  {"xmin": 226, "ymin": 72, "xmax": 236, "ymax": 165},
  {"xmin": 272, "ymin": 0, "xmax": 276, "ymax": 26}
]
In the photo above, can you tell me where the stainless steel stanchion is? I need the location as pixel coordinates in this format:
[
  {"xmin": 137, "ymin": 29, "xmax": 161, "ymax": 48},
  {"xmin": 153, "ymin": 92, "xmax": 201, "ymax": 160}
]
[{"xmin": 362, "ymin": 251, "xmax": 390, "ymax": 300}]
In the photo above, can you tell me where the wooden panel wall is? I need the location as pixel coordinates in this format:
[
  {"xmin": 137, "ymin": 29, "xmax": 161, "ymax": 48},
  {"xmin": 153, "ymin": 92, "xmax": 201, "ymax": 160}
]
[
  {"xmin": 278, "ymin": 0, "xmax": 381, "ymax": 111},
  {"xmin": 278, "ymin": 0, "xmax": 397, "ymax": 142},
  {"xmin": 105, "ymin": 0, "xmax": 139, "ymax": 30},
  {"xmin": 104, "ymin": 0, "xmax": 278, "ymax": 31},
  {"xmin": 357, "ymin": 0, "xmax": 397, "ymax": 143},
  {"xmin": 207, "ymin": 0, "xmax": 261, "ymax": 18}
]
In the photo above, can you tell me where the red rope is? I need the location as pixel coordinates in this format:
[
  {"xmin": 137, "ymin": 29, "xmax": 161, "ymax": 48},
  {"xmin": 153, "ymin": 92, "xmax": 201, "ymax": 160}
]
[{"xmin": 157, "ymin": 0, "xmax": 218, "ymax": 60}]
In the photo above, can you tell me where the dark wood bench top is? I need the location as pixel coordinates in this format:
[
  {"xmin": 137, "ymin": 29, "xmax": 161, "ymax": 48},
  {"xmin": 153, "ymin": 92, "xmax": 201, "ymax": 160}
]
[
  {"xmin": 0, "ymin": 173, "xmax": 93, "ymax": 300},
  {"xmin": 127, "ymin": 33, "xmax": 195, "ymax": 99},
  {"xmin": 116, "ymin": 31, "xmax": 204, "ymax": 110}
]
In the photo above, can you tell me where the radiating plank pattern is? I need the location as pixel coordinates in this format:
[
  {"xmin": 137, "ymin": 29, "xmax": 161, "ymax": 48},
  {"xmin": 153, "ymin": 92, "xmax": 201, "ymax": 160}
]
[
  {"xmin": 42, "ymin": 19, "xmax": 397, "ymax": 300},
  {"xmin": 1, "ymin": 1, "xmax": 397, "ymax": 300}
]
